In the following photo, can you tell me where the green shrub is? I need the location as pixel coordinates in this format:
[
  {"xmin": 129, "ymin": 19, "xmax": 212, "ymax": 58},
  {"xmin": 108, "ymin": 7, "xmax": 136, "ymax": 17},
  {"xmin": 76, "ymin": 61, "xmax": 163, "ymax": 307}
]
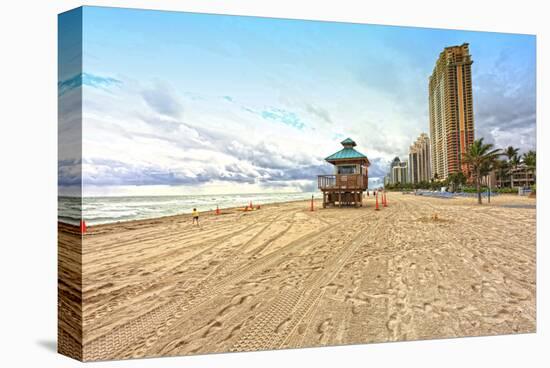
[{"xmin": 494, "ymin": 187, "xmax": 517, "ymax": 194}]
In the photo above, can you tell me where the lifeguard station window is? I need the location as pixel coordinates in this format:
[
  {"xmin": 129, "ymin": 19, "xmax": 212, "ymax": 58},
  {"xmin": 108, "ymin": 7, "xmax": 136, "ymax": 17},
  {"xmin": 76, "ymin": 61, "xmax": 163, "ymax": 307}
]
[{"xmin": 337, "ymin": 165, "xmax": 356, "ymax": 174}]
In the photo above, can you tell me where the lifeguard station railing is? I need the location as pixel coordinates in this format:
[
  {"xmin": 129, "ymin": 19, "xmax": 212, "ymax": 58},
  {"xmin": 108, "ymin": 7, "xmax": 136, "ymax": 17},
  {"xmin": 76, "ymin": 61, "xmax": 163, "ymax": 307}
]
[{"xmin": 318, "ymin": 174, "xmax": 368, "ymax": 190}]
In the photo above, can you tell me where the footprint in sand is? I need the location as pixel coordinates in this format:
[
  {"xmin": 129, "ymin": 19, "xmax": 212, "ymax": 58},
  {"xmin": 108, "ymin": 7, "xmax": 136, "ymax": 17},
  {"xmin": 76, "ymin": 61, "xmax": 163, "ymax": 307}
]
[
  {"xmin": 317, "ymin": 318, "xmax": 334, "ymax": 342},
  {"xmin": 386, "ymin": 313, "xmax": 399, "ymax": 336},
  {"xmin": 219, "ymin": 323, "xmax": 243, "ymax": 343},
  {"xmin": 275, "ymin": 317, "xmax": 291, "ymax": 334},
  {"xmin": 202, "ymin": 320, "xmax": 223, "ymax": 338},
  {"xmin": 423, "ymin": 302, "xmax": 433, "ymax": 313}
]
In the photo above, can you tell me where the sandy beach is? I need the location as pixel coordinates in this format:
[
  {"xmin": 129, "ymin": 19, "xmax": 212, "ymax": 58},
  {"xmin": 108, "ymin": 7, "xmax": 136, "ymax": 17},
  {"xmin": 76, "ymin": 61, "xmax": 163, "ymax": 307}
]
[{"xmin": 58, "ymin": 192, "xmax": 536, "ymax": 361}]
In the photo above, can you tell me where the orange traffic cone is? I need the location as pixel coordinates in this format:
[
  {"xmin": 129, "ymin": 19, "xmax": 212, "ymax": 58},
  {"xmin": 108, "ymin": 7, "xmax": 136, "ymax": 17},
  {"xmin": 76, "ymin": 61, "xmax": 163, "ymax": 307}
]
[
  {"xmin": 310, "ymin": 195, "xmax": 314, "ymax": 212},
  {"xmin": 384, "ymin": 192, "xmax": 389, "ymax": 207},
  {"xmin": 80, "ymin": 219, "xmax": 87, "ymax": 234},
  {"xmin": 375, "ymin": 192, "xmax": 380, "ymax": 211},
  {"xmin": 216, "ymin": 205, "xmax": 221, "ymax": 215}
]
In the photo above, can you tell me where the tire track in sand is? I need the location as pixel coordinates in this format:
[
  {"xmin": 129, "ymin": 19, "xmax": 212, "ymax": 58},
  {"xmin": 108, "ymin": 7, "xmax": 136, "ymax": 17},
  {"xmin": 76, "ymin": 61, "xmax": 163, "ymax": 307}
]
[
  {"xmin": 122, "ymin": 211, "xmax": 372, "ymax": 360},
  {"xmin": 83, "ymin": 211, "xmax": 283, "ymax": 329},
  {"xmin": 230, "ymin": 211, "xmax": 390, "ymax": 352},
  {"xmin": 83, "ymin": 206, "xmax": 330, "ymax": 360}
]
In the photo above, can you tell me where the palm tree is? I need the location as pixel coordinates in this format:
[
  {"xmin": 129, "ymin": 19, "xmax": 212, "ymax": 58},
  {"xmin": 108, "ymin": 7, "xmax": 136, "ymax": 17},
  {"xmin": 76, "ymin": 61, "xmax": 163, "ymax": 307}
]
[
  {"xmin": 447, "ymin": 172, "xmax": 467, "ymax": 192},
  {"xmin": 504, "ymin": 146, "xmax": 519, "ymax": 161},
  {"xmin": 462, "ymin": 138, "xmax": 502, "ymax": 204},
  {"xmin": 522, "ymin": 150, "xmax": 536, "ymax": 187},
  {"xmin": 509, "ymin": 154, "xmax": 521, "ymax": 188},
  {"xmin": 493, "ymin": 159, "xmax": 508, "ymax": 188},
  {"xmin": 504, "ymin": 146, "xmax": 520, "ymax": 187}
]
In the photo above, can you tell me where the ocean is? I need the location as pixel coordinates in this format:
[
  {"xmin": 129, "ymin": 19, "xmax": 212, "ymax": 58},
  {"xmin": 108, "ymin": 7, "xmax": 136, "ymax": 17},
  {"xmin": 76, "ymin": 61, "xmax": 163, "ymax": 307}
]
[{"xmin": 59, "ymin": 192, "xmax": 321, "ymax": 226}]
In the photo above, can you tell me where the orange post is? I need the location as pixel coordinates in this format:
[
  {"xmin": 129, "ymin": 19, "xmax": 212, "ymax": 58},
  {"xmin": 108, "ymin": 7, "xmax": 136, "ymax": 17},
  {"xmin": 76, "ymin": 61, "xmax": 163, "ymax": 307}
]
[
  {"xmin": 216, "ymin": 205, "xmax": 221, "ymax": 215},
  {"xmin": 383, "ymin": 192, "xmax": 387, "ymax": 207},
  {"xmin": 384, "ymin": 192, "xmax": 389, "ymax": 207},
  {"xmin": 375, "ymin": 192, "xmax": 380, "ymax": 211},
  {"xmin": 310, "ymin": 195, "xmax": 314, "ymax": 211},
  {"xmin": 80, "ymin": 219, "xmax": 87, "ymax": 234},
  {"xmin": 249, "ymin": 201, "xmax": 253, "ymax": 210}
]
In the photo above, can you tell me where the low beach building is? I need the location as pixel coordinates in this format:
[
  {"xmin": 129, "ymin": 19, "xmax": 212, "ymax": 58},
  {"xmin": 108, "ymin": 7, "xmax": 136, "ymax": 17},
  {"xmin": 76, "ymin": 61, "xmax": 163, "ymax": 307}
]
[
  {"xmin": 493, "ymin": 164, "xmax": 536, "ymax": 188},
  {"xmin": 318, "ymin": 138, "xmax": 370, "ymax": 207}
]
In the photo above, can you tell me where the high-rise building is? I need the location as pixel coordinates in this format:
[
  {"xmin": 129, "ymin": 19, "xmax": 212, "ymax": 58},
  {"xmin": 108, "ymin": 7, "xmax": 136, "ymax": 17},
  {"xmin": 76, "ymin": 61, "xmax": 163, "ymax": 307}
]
[
  {"xmin": 408, "ymin": 133, "xmax": 431, "ymax": 184},
  {"xmin": 388, "ymin": 157, "xmax": 409, "ymax": 185},
  {"xmin": 429, "ymin": 43, "xmax": 475, "ymax": 180}
]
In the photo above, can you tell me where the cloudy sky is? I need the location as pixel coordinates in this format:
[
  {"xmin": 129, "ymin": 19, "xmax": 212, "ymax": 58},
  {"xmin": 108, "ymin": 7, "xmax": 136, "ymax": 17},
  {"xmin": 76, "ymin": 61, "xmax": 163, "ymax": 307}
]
[{"xmin": 58, "ymin": 6, "xmax": 536, "ymax": 197}]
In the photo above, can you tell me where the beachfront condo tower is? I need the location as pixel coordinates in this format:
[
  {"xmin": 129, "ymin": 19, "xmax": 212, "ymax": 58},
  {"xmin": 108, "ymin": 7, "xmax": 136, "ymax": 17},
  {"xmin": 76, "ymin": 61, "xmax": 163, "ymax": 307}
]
[
  {"xmin": 429, "ymin": 43, "xmax": 475, "ymax": 180},
  {"xmin": 408, "ymin": 133, "xmax": 431, "ymax": 184},
  {"xmin": 388, "ymin": 157, "xmax": 409, "ymax": 185}
]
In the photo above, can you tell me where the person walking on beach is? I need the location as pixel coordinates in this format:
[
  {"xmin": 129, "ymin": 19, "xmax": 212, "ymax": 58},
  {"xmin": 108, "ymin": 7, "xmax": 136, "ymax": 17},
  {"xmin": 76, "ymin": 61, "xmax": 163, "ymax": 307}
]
[{"xmin": 192, "ymin": 208, "xmax": 200, "ymax": 227}]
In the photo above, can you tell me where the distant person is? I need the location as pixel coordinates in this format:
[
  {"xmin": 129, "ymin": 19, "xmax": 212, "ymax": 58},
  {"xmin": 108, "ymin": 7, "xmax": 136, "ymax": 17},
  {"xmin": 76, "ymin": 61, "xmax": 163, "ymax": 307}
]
[{"xmin": 192, "ymin": 208, "xmax": 200, "ymax": 226}]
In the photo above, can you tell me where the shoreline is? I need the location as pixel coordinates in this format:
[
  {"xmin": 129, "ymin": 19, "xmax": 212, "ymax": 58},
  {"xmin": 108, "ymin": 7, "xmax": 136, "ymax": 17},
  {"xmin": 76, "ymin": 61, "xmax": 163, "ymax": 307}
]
[
  {"xmin": 57, "ymin": 190, "xmax": 536, "ymax": 229},
  {"xmin": 58, "ymin": 192, "xmax": 534, "ymax": 230},
  {"xmin": 59, "ymin": 197, "xmax": 320, "ymax": 231}
]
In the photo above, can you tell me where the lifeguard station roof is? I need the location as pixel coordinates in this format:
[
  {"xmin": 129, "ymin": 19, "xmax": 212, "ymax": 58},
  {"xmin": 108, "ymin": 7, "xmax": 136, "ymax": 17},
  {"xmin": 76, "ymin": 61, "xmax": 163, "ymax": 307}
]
[
  {"xmin": 325, "ymin": 138, "xmax": 370, "ymax": 164},
  {"xmin": 340, "ymin": 138, "xmax": 356, "ymax": 146}
]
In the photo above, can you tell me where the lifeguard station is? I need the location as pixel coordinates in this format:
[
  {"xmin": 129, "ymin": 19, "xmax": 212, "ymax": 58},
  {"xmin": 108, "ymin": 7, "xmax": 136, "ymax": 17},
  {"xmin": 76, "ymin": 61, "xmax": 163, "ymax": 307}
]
[{"xmin": 318, "ymin": 138, "xmax": 370, "ymax": 208}]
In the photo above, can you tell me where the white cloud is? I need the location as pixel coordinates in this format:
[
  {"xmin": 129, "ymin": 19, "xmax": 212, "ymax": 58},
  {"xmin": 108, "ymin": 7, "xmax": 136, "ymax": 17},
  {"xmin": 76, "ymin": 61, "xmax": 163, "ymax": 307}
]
[{"xmin": 59, "ymin": 51, "xmax": 534, "ymax": 197}]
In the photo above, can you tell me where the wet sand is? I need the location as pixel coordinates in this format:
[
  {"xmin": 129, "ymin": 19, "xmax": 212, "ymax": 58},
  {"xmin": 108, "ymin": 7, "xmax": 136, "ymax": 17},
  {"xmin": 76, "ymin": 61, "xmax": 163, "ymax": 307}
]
[{"xmin": 59, "ymin": 193, "xmax": 536, "ymax": 361}]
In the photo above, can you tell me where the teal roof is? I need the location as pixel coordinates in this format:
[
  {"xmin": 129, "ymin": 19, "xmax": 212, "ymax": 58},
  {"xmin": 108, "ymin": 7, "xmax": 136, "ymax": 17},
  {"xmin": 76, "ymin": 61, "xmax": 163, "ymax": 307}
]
[
  {"xmin": 325, "ymin": 147, "xmax": 368, "ymax": 161},
  {"xmin": 325, "ymin": 137, "xmax": 369, "ymax": 163}
]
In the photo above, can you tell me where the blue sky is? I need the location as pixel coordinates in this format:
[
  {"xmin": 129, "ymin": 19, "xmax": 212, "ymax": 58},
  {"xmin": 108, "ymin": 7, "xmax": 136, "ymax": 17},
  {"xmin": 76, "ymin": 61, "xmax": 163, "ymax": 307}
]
[{"xmin": 58, "ymin": 6, "xmax": 536, "ymax": 196}]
